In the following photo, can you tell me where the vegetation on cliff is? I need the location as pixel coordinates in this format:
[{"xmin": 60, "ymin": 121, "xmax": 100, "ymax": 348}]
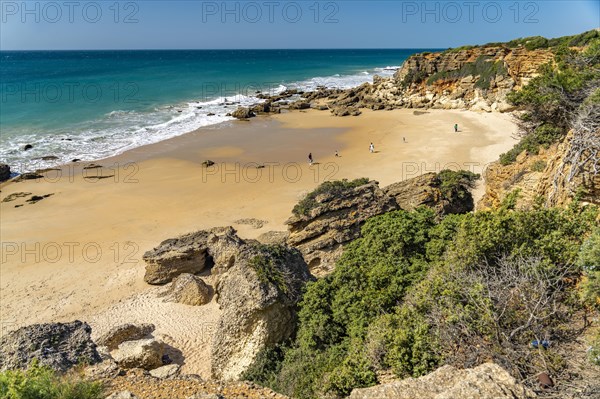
[
  {"xmin": 292, "ymin": 178, "xmax": 370, "ymax": 216},
  {"xmin": 500, "ymin": 35, "xmax": 599, "ymax": 165},
  {"xmin": 245, "ymin": 200, "xmax": 599, "ymax": 398},
  {"xmin": 426, "ymin": 55, "xmax": 508, "ymax": 90}
]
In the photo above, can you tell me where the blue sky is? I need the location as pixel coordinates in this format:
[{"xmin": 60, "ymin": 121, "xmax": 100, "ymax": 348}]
[{"xmin": 1, "ymin": 1, "xmax": 598, "ymax": 50}]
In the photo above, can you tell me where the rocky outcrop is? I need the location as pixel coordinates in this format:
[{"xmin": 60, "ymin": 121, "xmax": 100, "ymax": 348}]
[
  {"xmin": 143, "ymin": 232, "xmax": 212, "ymax": 284},
  {"xmin": 0, "ymin": 321, "xmax": 101, "ymax": 372},
  {"xmin": 112, "ymin": 338, "xmax": 165, "ymax": 370},
  {"xmin": 0, "ymin": 163, "xmax": 10, "ymax": 181},
  {"xmin": 384, "ymin": 172, "xmax": 473, "ymax": 215},
  {"xmin": 211, "ymin": 244, "xmax": 312, "ymax": 381},
  {"xmin": 149, "ymin": 364, "xmax": 180, "ymax": 379},
  {"xmin": 479, "ymin": 130, "xmax": 600, "ymax": 210},
  {"xmin": 143, "ymin": 226, "xmax": 243, "ymax": 284},
  {"xmin": 161, "ymin": 273, "xmax": 212, "ymax": 306},
  {"xmin": 286, "ymin": 174, "xmax": 475, "ymax": 275},
  {"xmin": 286, "ymin": 180, "xmax": 397, "ymax": 275},
  {"xmin": 144, "ymin": 227, "xmax": 312, "ymax": 381},
  {"xmin": 348, "ymin": 363, "xmax": 535, "ymax": 399},
  {"xmin": 96, "ymin": 323, "xmax": 155, "ymax": 350}
]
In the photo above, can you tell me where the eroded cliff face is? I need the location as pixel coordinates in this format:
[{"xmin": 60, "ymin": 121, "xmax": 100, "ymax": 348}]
[{"xmin": 479, "ymin": 130, "xmax": 600, "ymax": 210}]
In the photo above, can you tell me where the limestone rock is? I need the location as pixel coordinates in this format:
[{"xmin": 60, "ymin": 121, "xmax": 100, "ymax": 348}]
[
  {"xmin": 112, "ymin": 338, "xmax": 164, "ymax": 370},
  {"xmin": 96, "ymin": 323, "xmax": 155, "ymax": 350},
  {"xmin": 143, "ymin": 231, "xmax": 212, "ymax": 284},
  {"xmin": 0, "ymin": 321, "xmax": 101, "ymax": 372},
  {"xmin": 149, "ymin": 364, "xmax": 180, "ymax": 379},
  {"xmin": 286, "ymin": 180, "xmax": 398, "ymax": 275},
  {"xmin": 384, "ymin": 172, "xmax": 474, "ymax": 215},
  {"xmin": 162, "ymin": 273, "xmax": 212, "ymax": 306},
  {"xmin": 348, "ymin": 363, "xmax": 535, "ymax": 399},
  {"xmin": 211, "ymin": 244, "xmax": 312, "ymax": 381}
]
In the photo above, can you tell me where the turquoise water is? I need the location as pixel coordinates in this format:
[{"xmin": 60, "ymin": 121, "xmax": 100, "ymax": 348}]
[{"xmin": 0, "ymin": 49, "xmax": 435, "ymax": 171}]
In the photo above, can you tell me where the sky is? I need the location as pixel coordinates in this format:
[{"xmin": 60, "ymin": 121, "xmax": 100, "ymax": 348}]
[{"xmin": 0, "ymin": 0, "xmax": 598, "ymax": 50}]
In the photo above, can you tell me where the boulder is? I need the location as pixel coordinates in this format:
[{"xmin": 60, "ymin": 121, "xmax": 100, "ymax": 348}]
[
  {"xmin": 143, "ymin": 231, "xmax": 212, "ymax": 284},
  {"xmin": 22, "ymin": 144, "xmax": 33, "ymax": 151},
  {"xmin": 231, "ymin": 107, "xmax": 255, "ymax": 119},
  {"xmin": 143, "ymin": 227, "xmax": 245, "ymax": 284},
  {"xmin": 162, "ymin": 273, "xmax": 212, "ymax": 306},
  {"xmin": 0, "ymin": 321, "xmax": 101, "ymax": 372},
  {"xmin": 149, "ymin": 364, "xmax": 180, "ymax": 379},
  {"xmin": 211, "ymin": 244, "xmax": 313, "ymax": 381},
  {"xmin": 96, "ymin": 323, "xmax": 155, "ymax": 350},
  {"xmin": 348, "ymin": 363, "xmax": 535, "ymax": 399},
  {"xmin": 0, "ymin": 163, "xmax": 10, "ymax": 181},
  {"xmin": 112, "ymin": 338, "xmax": 164, "ymax": 370},
  {"xmin": 289, "ymin": 100, "xmax": 311, "ymax": 110}
]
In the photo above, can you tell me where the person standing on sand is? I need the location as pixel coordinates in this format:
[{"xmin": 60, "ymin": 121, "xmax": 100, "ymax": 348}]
[
  {"xmin": 308, "ymin": 153, "xmax": 313, "ymax": 165},
  {"xmin": 335, "ymin": 150, "xmax": 339, "ymax": 157},
  {"xmin": 454, "ymin": 123, "xmax": 459, "ymax": 133},
  {"xmin": 369, "ymin": 143, "xmax": 375, "ymax": 153}
]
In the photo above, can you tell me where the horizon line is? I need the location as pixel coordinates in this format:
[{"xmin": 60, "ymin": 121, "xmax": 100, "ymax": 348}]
[{"xmin": 0, "ymin": 47, "xmax": 447, "ymax": 52}]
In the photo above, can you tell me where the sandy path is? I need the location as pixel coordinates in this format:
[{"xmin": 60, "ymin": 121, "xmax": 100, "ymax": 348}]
[{"xmin": 0, "ymin": 108, "xmax": 517, "ymax": 378}]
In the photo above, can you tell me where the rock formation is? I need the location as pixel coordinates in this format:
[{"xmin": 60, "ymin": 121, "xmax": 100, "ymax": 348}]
[
  {"xmin": 286, "ymin": 180, "xmax": 397, "ymax": 275},
  {"xmin": 111, "ymin": 338, "xmax": 165, "ymax": 370},
  {"xmin": 143, "ymin": 227, "xmax": 313, "ymax": 380},
  {"xmin": 0, "ymin": 321, "xmax": 101, "ymax": 372},
  {"xmin": 143, "ymin": 226, "xmax": 243, "ymax": 284},
  {"xmin": 348, "ymin": 363, "xmax": 535, "ymax": 399},
  {"xmin": 479, "ymin": 130, "xmax": 600, "ymax": 210},
  {"xmin": 211, "ymin": 244, "xmax": 312, "ymax": 380},
  {"xmin": 96, "ymin": 323, "xmax": 155, "ymax": 350},
  {"xmin": 286, "ymin": 174, "xmax": 476, "ymax": 275},
  {"xmin": 161, "ymin": 273, "xmax": 212, "ymax": 306}
]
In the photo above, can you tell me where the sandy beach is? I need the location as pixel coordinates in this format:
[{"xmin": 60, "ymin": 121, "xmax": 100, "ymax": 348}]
[{"xmin": 0, "ymin": 108, "xmax": 518, "ymax": 377}]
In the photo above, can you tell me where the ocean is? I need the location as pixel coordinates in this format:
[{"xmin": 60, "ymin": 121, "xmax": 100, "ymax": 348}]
[{"xmin": 0, "ymin": 49, "xmax": 435, "ymax": 172}]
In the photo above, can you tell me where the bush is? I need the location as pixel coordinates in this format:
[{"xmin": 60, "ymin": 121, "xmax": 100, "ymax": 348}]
[
  {"xmin": 244, "ymin": 205, "xmax": 598, "ymax": 398},
  {"xmin": 578, "ymin": 228, "xmax": 600, "ymax": 309},
  {"xmin": 437, "ymin": 170, "xmax": 480, "ymax": 200},
  {"xmin": 0, "ymin": 361, "xmax": 104, "ymax": 399},
  {"xmin": 588, "ymin": 331, "xmax": 600, "ymax": 366},
  {"xmin": 292, "ymin": 178, "xmax": 369, "ymax": 216},
  {"xmin": 530, "ymin": 160, "xmax": 547, "ymax": 172}
]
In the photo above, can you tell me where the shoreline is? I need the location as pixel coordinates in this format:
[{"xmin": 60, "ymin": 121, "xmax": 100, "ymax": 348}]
[{"xmin": 0, "ymin": 107, "xmax": 518, "ymax": 378}]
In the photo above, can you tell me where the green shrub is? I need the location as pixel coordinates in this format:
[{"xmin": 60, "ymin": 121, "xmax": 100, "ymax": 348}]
[
  {"xmin": 530, "ymin": 160, "xmax": 547, "ymax": 172},
  {"xmin": 0, "ymin": 361, "xmax": 104, "ymax": 399},
  {"xmin": 437, "ymin": 170, "xmax": 480, "ymax": 200},
  {"xmin": 578, "ymin": 228, "xmax": 600, "ymax": 309},
  {"xmin": 401, "ymin": 69, "xmax": 429, "ymax": 88},
  {"xmin": 499, "ymin": 124, "xmax": 563, "ymax": 165},
  {"xmin": 292, "ymin": 178, "xmax": 369, "ymax": 216}
]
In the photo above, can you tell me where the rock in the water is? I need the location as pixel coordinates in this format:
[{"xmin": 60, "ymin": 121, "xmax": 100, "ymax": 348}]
[
  {"xmin": 286, "ymin": 180, "xmax": 398, "ymax": 275},
  {"xmin": 348, "ymin": 363, "xmax": 535, "ymax": 399},
  {"xmin": 96, "ymin": 323, "xmax": 155, "ymax": 350},
  {"xmin": 112, "ymin": 338, "xmax": 164, "ymax": 370},
  {"xmin": 231, "ymin": 107, "xmax": 255, "ymax": 119},
  {"xmin": 0, "ymin": 321, "xmax": 101, "ymax": 372},
  {"xmin": 22, "ymin": 144, "xmax": 33, "ymax": 151},
  {"xmin": 0, "ymin": 163, "xmax": 10, "ymax": 181},
  {"xmin": 106, "ymin": 391, "xmax": 139, "ymax": 399},
  {"xmin": 211, "ymin": 244, "xmax": 313, "ymax": 381},
  {"xmin": 162, "ymin": 273, "xmax": 212, "ymax": 306},
  {"xmin": 149, "ymin": 363, "xmax": 180, "ymax": 379}
]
